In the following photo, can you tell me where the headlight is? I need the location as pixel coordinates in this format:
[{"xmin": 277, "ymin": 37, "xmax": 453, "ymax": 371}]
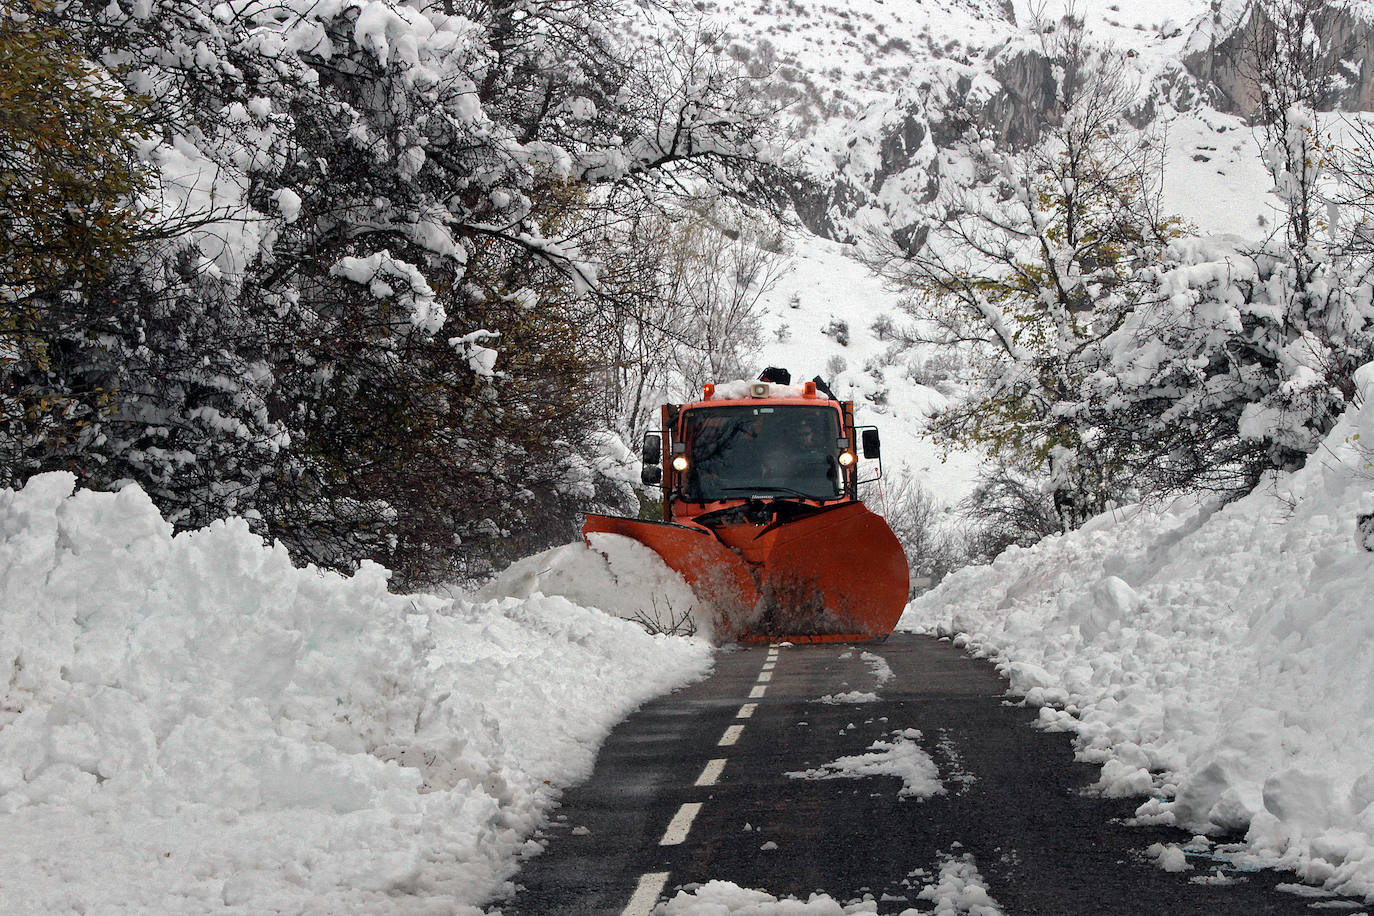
[
  {"xmin": 672, "ymin": 455, "xmax": 689, "ymax": 471},
  {"xmin": 838, "ymin": 451, "xmax": 855, "ymax": 466}
]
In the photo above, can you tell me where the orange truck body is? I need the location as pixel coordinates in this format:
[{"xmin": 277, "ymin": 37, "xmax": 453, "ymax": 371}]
[{"xmin": 583, "ymin": 379, "xmax": 910, "ymax": 642}]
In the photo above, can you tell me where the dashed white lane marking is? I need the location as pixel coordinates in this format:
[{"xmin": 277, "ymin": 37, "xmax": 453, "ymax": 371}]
[
  {"xmin": 762, "ymin": 661, "xmax": 775, "ymax": 671},
  {"xmin": 694, "ymin": 758, "xmax": 728, "ymax": 787},
  {"xmin": 719, "ymin": 724, "xmax": 745, "ymax": 746},
  {"xmin": 757, "ymin": 670, "xmax": 773, "ymax": 683},
  {"xmin": 749, "ymin": 685, "xmax": 767, "ymax": 699},
  {"xmin": 736, "ymin": 703, "xmax": 757, "ymax": 718},
  {"xmin": 621, "ymin": 871, "xmax": 670, "ymax": 916},
  {"xmin": 659, "ymin": 802, "xmax": 703, "ymax": 846}
]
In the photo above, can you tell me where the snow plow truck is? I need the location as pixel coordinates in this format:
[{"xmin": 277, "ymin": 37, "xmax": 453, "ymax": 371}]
[{"xmin": 583, "ymin": 370, "xmax": 910, "ymax": 642}]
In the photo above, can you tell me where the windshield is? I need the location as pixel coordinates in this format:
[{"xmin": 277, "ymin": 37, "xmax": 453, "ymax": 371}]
[{"xmin": 682, "ymin": 405, "xmax": 843, "ymax": 501}]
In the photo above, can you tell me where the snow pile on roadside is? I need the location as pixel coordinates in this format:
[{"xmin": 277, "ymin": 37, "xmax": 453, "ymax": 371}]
[
  {"xmin": 0, "ymin": 473, "xmax": 712, "ymax": 914},
  {"xmin": 480, "ymin": 531, "xmax": 713, "ymax": 640},
  {"xmin": 900, "ymin": 364, "xmax": 1374, "ymax": 899}
]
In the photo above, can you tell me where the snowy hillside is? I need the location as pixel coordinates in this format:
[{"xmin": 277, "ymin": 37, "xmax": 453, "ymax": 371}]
[
  {"xmin": 753, "ymin": 234, "xmax": 986, "ymax": 505},
  {"xmin": 0, "ymin": 475, "xmax": 710, "ymax": 913},
  {"xmin": 899, "ymin": 363, "xmax": 1374, "ymax": 900},
  {"xmin": 694, "ymin": 0, "xmax": 1369, "ymax": 241}
]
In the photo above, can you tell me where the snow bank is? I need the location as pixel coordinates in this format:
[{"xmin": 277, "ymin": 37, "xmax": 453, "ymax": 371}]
[
  {"xmin": 0, "ymin": 474, "xmax": 712, "ymax": 914},
  {"xmin": 900, "ymin": 365, "xmax": 1374, "ymax": 900},
  {"xmin": 480, "ymin": 532, "xmax": 714, "ymax": 640}
]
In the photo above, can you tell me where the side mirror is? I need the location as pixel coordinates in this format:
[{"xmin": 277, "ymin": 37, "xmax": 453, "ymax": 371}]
[
  {"xmin": 641, "ymin": 465, "xmax": 663, "ymax": 486},
  {"xmin": 641, "ymin": 433, "xmax": 661, "ymax": 465},
  {"xmin": 861, "ymin": 429, "xmax": 881, "ymax": 459}
]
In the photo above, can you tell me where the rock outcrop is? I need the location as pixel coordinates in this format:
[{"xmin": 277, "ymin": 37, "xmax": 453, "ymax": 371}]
[{"xmin": 792, "ymin": 1, "xmax": 1374, "ymax": 248}]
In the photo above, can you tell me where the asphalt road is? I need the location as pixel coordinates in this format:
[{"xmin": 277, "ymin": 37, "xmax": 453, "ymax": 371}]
[{"xmin": 493, "ymin": 633, "xmax": 1362, "ymax": 915}]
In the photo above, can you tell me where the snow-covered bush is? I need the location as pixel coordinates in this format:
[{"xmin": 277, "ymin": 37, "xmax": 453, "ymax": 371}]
[
  {"xmin": 822, "ymin": 317, "xmax": 850, "ymax": 346},
  {"xmin": 878, "ymin": 473, "xmax": 965, "ymax": 594}
]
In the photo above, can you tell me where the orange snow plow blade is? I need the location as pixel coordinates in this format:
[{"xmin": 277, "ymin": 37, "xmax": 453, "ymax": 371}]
[
  {"xmin": 715, "ymin": 502, "xmax": 909, "ymax": 642},
  {"xmin": 584, "ymin": 504, "xmax": 908, "ymax": 643},
  {"xmin": 582, "ymin": 514, "xmax": 759, "ymax": 632}
]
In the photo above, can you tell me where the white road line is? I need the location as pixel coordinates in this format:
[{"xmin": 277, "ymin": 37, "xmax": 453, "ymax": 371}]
[
  {"xmin": 762, "ymin": 661, "xmax": 775, "ymax": 671},
  {"xmin": 719, "ymin": 724, "xmax": 745, "ymax": 746},
  {"xmin": 757, "ymin": 670, "xmax": 773, "ymax": 683},
  {"xmin": 736, "ymin": 703, "xmax": 757, "ymax": 718},
  {"xmin": 749, "ymin": 685, "xmax": 768, "ymax": 699},
  {"xmin": 694, "ymin": 758, "xmax": 728, "ymax": 787},
  {"xmin": 659, "ymin": 802, "xmax": 702, "ymax": 846},
  {"xmin": 621, "ymin": 872, "xmax": 670, "ymax": 916}
]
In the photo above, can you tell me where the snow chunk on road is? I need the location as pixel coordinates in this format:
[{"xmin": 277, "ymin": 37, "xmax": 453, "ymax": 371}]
[
  {"xmin": 0, "ymin": 474, "xmax": 712, "ymax": 914},
  {"xmin": 1146, "ymin": 843, "xmax": 1192, "ymax": 873},
  {"xmin": 788, "ymin": 729, "xmax": 944, "ymax": 799},
  {"xmin": 817, "ymin": 691, "xmax": 880, "ymax": 704},
  {"xmin": 655, "ymin": 853, "xmax": 1003, "ymax": 915},
  {"xmin": 860, "ymin": 651, "xmax": 894, "ymax": 686},
  {"xmin": 916, "ymin": 852, "xmax": 1006, "ymax": 916},
  {"xmin": 657, "ymin": 880, "xmax": 883, "ymax": 914}
]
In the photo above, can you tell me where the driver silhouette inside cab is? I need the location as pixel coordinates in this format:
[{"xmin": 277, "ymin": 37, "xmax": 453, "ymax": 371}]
[{"xmin": 760, "ymin": 418, "xmax": 837, "ymax": 493}]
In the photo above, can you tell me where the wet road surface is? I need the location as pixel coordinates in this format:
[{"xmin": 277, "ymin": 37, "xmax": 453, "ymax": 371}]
[{"xmin": 494, "ymin": 634, "xmax": 1364, "ymax": 915}]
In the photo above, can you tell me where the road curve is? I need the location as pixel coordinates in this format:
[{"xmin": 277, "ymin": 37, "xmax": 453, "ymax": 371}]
[{"xmin": 494, "ymin": 633, "xmax": 1355, "ymax": 915}]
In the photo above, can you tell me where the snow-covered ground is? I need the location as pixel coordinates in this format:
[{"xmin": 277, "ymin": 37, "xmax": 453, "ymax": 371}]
[
  {"xmin": 899, "ymin": 364, "xmax": 1374, "ymax": 901},
  {"xmin": 0, "ymin": 474, "xmax": 711, "ymax": 914}
]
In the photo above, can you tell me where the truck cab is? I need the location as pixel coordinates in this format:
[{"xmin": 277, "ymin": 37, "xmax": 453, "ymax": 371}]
[{"xmin": 587, "ymin": 374, "xmax": 906, "ymax": 643}]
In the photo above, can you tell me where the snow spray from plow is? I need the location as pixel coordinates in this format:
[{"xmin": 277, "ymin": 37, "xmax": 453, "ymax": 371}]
[{"xmin": 584, "ymin": 370, "xmax": 909, "ymax": 642}]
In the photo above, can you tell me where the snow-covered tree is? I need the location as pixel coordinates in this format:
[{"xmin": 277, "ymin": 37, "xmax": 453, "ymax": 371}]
[
  {"xmin": 1, "ymin": 0, "xmax": 791, "ymax": 584},
  {"xmin": 1235, "ymin": 0, "xmax": 1369, "ymax": 468},
  {"xmin": 1064, "ymin": 0, "xmax": 1374, "ymax": 499},
  {"xmin": 868, "ymin": 16, "xmax": 1183, "ymax": 525},
  {"xmin": 0, "ymin": 1, "xmax": 155, "ymax": 478}
]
